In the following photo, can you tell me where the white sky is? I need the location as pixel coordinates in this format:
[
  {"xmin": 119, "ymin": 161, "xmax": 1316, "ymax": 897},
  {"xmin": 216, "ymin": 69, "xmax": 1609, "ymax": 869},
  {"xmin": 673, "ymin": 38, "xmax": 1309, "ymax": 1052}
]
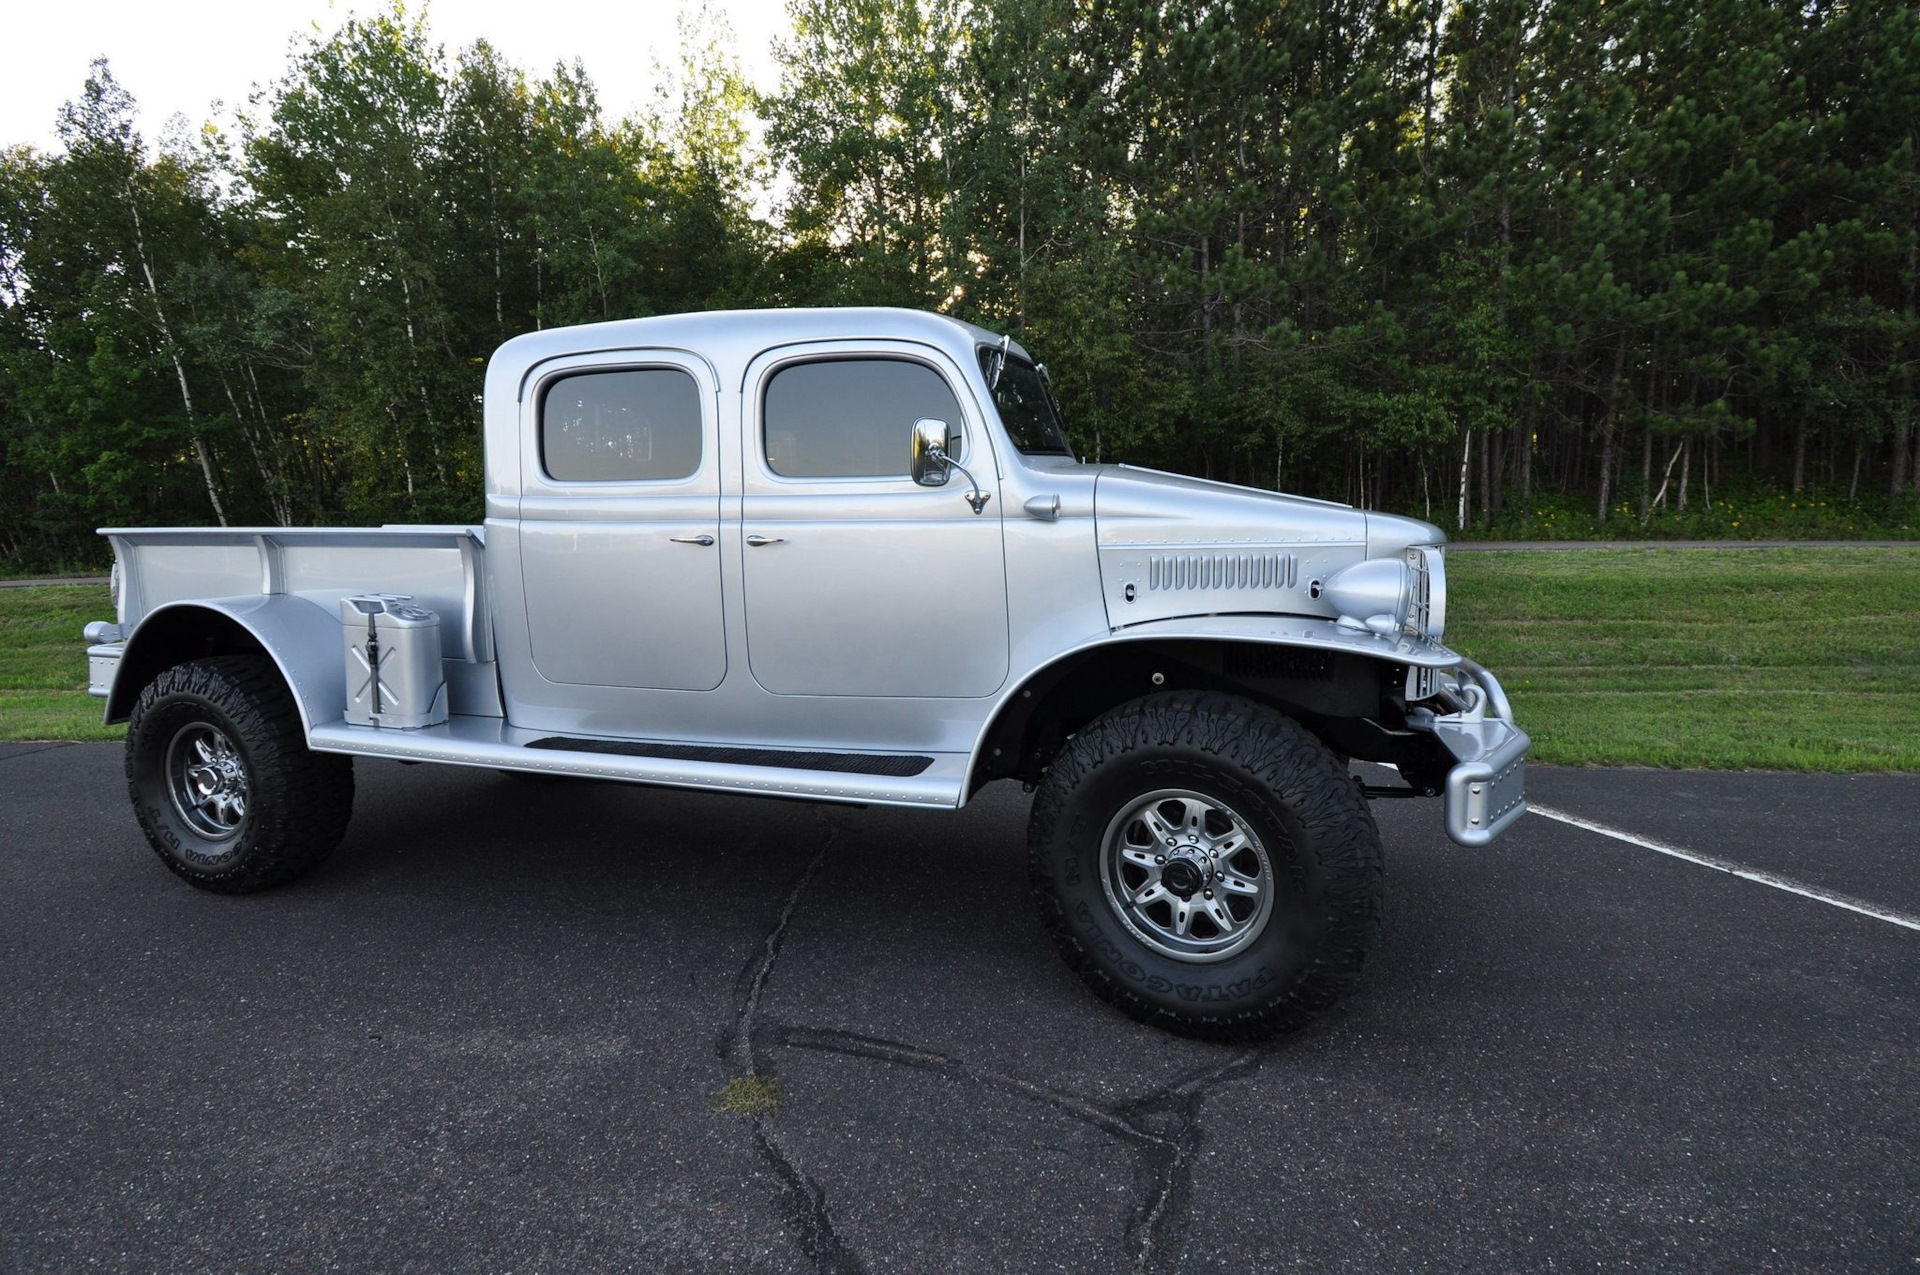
[{"xmin": 3, "ymin": 0, "xmax": 797, "ymax": 153}]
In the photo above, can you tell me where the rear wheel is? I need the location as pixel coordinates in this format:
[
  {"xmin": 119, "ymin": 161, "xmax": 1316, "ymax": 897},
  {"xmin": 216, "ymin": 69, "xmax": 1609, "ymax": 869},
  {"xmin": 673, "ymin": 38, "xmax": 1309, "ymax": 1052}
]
[
  {"xmin": 1028, "ymin": 692, "xmax": 1383, "ymax": 1040},
  {"xmin": 126, "ymin": 655, "xmax": 354, "ymax": 893}
]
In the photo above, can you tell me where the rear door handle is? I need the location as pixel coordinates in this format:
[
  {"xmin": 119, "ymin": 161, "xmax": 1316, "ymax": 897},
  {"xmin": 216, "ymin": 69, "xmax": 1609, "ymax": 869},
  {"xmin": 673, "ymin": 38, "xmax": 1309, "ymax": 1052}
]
[
  {"xmin": 669, "ymin": 534, "xmax": 715, "ymax": 546},
  {"xmin": 745, "ymin": 534, "xmax": 785, "ymax": 547}
]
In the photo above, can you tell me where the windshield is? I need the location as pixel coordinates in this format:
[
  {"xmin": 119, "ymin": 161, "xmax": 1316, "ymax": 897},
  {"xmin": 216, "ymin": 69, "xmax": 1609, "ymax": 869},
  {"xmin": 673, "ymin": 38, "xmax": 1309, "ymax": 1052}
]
[{"xmin": 980, "ymin": 347, "xmax": 1075, "ymax": 457}]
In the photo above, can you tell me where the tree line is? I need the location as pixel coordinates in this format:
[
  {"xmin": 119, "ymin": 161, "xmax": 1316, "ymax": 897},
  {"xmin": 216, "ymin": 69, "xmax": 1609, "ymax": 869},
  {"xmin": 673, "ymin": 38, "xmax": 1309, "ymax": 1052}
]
[{"xmin": 2, "ymin": 0, "xmax": 1915, "ymax": 568}]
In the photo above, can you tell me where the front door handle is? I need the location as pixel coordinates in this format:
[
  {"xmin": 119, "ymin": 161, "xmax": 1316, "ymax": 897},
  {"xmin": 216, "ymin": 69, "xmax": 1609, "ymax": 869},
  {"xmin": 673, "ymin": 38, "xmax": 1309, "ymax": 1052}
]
[
  {"xmin": 669, "ymin": 534, "xmax": 715, "ymax": 546},
  {"xmin": 745, "ymin": 534, "xmax": 785, "ymax": 547}
]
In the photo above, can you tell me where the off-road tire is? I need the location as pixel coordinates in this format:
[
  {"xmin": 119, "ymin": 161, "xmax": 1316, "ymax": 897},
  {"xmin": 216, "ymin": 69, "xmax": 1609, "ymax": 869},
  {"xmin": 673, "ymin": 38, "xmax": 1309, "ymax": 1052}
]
[
  {"xmin": 126, "ymin": 655, "xmax": 354, "ymax": 894},
  {"xmin": 1028, "ymin": 692, "xmax": 1383, "ymax": 1040}
]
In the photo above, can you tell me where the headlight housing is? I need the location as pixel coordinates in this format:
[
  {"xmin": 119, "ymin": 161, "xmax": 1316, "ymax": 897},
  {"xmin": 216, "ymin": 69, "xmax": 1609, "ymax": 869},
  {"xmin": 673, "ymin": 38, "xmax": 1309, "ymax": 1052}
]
[{"xmin": 1323, "ymin": 546, "xmax": 1446, "ymax": 641}]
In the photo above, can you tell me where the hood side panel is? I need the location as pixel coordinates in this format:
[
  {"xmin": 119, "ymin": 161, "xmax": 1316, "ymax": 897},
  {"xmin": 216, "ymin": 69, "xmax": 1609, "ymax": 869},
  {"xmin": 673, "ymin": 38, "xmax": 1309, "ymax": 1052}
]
[{"xmin": 1094, "ymin": 467, "xmax": 1369, "ymax": 628}]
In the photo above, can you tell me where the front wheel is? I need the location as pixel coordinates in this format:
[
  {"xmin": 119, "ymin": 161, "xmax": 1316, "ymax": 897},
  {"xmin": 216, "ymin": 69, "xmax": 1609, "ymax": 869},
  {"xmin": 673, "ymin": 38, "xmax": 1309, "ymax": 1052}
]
[
  {"xmin": 1028, "ymin": 692, "xmax": 1383, "ymax": 1040},
  {"xmin": 126, "ymin": 655, "xmax": 354, "ymax": 893}
]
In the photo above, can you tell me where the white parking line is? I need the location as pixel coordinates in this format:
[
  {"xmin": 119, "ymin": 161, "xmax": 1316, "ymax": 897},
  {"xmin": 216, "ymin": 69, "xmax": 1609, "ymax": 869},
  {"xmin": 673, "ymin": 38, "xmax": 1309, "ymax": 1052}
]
[{"xmin": 1529, "ymin": 804, "xmax": 1920, "ymax": 934}]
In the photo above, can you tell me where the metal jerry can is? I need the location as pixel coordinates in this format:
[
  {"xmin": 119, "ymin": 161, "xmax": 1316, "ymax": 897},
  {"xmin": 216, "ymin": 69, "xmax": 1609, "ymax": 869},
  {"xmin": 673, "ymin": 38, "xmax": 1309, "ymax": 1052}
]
[{"xmin": 340, "ymin": 594, "xmax": 448, "ymax": 729}]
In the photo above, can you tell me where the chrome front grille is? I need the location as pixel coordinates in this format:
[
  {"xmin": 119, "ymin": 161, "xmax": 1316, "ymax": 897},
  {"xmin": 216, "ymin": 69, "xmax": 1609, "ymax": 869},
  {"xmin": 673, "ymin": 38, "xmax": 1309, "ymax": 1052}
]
[
  {"xmin": 1405, "ymin": 546, "xmax": 1432, "ymax": 635},
  {"xmin": 1407, "ymin": 662, "xmax": 1442, "ymax": 702},
  {"xmin": 1404, "ymin": 545, "xmax": 1447, "ymax": 702}
]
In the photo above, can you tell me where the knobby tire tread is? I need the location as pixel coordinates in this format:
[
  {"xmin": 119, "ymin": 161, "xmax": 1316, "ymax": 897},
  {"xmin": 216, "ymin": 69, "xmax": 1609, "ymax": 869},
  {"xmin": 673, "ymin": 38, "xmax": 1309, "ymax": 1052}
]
[
  {"xmin": 126, "ymin": 655, "xmax": 353, "ymax": 894},
  {"xmin": 1028, "ymin": 691, "xmax": 1384, "ymax": 1040}
]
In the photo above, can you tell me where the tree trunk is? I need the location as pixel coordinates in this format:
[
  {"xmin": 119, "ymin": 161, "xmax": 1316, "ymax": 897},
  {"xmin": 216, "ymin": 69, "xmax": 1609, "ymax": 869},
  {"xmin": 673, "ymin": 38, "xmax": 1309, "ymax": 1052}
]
[
  {"xmin": 1595, "ymin": 423, "xmax": 1616, "ymax": 525},
  {"xmin": 1644, "ymin": 440, "xmax": 1684, "ymax": 525},
  {"xmin": 219, "ymin": 371, "xmax": 289, "ymax": 526},
  {"xmin": 1456, "ymin": 429, "xmax": 1472, "ymax": 529},
  {"xmin": 1479, "ymin": 427, "xmax": 1493, "ymax": 524},
  {"xmin": 1639, "ymin": 425, "xmax": 1653, "ymax": 521},
  {"xmin": 1520, "ymin": 410, "xmax": 1532, "ymax": 513},
  {"xmin": 1899, "ymin": 214, "xmax": 1917, "ymax": 496},
  {"xmin": 1704, "ymin": 432, "xmax": 1714, "ymax": 510},
  {"xmin": 587, "ymin": 223, "xmax": 608, "ymax": 318},
  {"xmin": 125, "ymin": 177, "xmax": 226, "ymax": 526},
  {"xmin": 1595, "ymin": 335, "xmax": 1628, "ymax": 524},
  {"xmin": 1791, "ymin": 403, "xmax": 1808, "ymax": 493},
  {"xmin": 1017, "ymin": 146, "xmax": 1027, "ymax": 328}
]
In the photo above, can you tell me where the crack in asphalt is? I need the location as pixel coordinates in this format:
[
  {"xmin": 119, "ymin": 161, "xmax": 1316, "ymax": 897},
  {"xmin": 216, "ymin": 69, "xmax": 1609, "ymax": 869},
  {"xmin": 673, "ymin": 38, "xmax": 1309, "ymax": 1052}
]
[
  {"xmin": 724, "ymin": 808, "xmax": 1289, "ymax": 1271},
  {"xmin": 1116, "ymin": 1050, "xmax": 1267, "ymax": 1269},
  {"xmin": 774, "ymin": 1020, "xmax": 1264, "ymax": 1271},
  {"xmin": 0, "ymin": 742, "xmax": 77, "ymax": 764},
  {"xmin": 726, "ymin": 809, "xmax": 863, "ymax": 1274},
  {"xmin": 775, "ymin": 1024, "xmax": 1156, "ymax": 1146}
]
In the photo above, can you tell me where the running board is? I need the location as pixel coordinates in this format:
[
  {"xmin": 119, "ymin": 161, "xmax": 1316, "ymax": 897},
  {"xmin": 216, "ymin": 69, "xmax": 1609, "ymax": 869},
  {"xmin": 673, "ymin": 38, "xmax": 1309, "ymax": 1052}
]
[
  {"xmin": 307, "ymin": 716, "xmax": 966, "ymax": 808},
  {"xmin": 526, "ymin": 735, "xmax": 934, "ymax": 777}
]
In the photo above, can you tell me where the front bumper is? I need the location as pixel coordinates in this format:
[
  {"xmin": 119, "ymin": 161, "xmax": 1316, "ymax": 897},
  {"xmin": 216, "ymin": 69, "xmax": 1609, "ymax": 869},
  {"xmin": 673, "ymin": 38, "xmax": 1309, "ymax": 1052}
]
[{"xmin": 1412, "ymin": 658, "xmax": 1529, "ymax": 847}]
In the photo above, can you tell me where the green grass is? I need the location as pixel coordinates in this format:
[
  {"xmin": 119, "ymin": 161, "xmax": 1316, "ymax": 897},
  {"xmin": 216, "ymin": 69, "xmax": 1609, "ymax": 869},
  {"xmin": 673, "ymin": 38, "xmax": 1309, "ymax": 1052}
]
[
  {"xmin": 1447, "ymin": 547, "xmax": 1920, "ymax": 771},
  {"xmin": 0, "ymin": 585, "xmax": 123, "ymax": 742},
  {"xmin": 5, "ymin": 551, "xmax": 1918, "ymax": 770}
]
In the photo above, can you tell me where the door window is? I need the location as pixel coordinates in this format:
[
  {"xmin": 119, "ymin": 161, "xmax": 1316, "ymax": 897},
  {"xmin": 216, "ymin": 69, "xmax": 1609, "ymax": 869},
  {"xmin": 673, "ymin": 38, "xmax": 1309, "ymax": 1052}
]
[
  {"xmin": 763, "ymin": 358, "xmax": 964, "ymax": 478},
  {"xmin": 541, "ymin": 368, "xmax": 703, "ymax": 482}
]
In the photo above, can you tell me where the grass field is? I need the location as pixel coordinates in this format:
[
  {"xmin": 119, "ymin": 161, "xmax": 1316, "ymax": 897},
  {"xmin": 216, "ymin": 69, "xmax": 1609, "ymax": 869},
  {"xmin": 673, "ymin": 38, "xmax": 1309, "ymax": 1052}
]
[
  {"xmin": 1, "ymin": 585, "xmax": 124, "ymax": 743},
  {"xmin": 1446, "ymin": 547, "xmax": 1920, "ymax": 771},
  {"xmin": 3, "ymin": 548, "xmax": 1918, "ymax": 770}
]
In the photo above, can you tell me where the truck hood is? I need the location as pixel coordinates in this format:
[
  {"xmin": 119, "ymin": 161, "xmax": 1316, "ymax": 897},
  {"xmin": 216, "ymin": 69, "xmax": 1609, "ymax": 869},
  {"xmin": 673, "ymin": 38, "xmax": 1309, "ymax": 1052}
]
[{"xmin": 1090, "ymin": 465, "xmax": 1445, "ymax": 627}]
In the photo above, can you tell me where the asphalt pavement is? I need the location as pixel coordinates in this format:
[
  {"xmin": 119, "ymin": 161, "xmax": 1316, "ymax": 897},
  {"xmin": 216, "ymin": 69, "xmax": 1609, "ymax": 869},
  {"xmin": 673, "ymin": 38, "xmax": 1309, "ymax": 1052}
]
[{"xmin": 1, "ymin": 742, "xmax": 1914, "ymax": 1273}]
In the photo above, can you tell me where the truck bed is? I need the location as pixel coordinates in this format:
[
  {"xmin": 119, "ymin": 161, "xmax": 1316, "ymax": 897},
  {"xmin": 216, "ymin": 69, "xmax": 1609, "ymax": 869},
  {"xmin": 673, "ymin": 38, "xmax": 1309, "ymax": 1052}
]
[{"xmin": 95, "ymin": 524, "xmax": 497, "ymax": 718}]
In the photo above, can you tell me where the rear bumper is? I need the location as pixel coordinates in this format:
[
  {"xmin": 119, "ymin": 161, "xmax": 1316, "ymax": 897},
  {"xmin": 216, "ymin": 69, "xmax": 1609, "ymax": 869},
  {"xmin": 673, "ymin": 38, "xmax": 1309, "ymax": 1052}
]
[
  {"xmin": 86, "ymin": 637, "xmax": 123, "ymax": 700},
  {"xmin": 1413, "ymin": 658, "xmax": 1530, "ymax": 847}
]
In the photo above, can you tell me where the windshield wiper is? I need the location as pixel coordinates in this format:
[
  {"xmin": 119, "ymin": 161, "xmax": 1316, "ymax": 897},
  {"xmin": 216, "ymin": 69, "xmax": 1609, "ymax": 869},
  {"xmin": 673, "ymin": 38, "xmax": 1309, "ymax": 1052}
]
[{"xmin": 988, "ymin": 334, "xmax": 1011, "ymax": 390}]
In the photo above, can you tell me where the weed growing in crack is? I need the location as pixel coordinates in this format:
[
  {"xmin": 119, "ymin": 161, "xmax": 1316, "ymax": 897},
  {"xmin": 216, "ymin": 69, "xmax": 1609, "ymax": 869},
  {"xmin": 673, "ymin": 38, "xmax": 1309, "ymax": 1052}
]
[{"xmin": 716, "ymin": 1075, "xmax": 782, "ymax": 1116}]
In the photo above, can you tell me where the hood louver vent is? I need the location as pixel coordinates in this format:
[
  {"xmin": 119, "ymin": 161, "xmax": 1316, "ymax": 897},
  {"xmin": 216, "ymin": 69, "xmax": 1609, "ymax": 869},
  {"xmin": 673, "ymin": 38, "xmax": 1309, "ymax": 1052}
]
[{"xmin": 1147, "ymin": 551, "xmax": 1299, "ymax": 592}]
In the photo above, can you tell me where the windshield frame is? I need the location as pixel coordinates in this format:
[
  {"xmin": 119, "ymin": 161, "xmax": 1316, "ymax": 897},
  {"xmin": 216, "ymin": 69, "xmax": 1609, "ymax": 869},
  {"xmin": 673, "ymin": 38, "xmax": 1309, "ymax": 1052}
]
[{"xmin": 977, "ymin": 344, "xmax": 1075, "ymax": 458}]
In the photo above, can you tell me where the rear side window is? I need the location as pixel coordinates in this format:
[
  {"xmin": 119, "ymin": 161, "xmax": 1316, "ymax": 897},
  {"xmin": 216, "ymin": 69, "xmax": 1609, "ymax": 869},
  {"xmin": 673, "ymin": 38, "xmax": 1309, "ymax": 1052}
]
[
  {"xmin": 541, "ymin": 368, "xmax": 703, "ymax": 482},
  {"xmin": 763, "ymin": 358, "xmax": 964, "ymax": 478}
]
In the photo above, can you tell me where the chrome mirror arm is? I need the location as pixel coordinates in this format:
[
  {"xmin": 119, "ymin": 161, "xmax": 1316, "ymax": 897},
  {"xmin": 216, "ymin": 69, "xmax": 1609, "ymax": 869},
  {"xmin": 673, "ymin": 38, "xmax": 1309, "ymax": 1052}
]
[{"xmin": 928, "ymin": 444, "xmax": 991, "ymax": 515}]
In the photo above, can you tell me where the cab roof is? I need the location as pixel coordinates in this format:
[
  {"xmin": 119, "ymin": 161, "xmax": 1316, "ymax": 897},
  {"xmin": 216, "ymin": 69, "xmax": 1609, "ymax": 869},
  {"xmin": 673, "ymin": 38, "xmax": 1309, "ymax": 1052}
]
[{"xmin": 488, "ymin": 307, "xmax": 1029, "ymax": 397}]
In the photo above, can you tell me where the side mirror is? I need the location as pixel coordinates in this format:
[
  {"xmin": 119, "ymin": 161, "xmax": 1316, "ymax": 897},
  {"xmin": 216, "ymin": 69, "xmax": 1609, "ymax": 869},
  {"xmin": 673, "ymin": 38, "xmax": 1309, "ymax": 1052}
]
[{"xmin": 910, "ymin": 418, "xmax": 952, "ymax": 487}]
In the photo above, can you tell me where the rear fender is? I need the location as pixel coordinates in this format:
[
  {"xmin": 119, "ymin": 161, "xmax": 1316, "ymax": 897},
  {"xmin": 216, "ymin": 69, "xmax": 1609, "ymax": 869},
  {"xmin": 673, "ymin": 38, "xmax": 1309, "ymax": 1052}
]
[{"xmin": 104, "ymin": 596, "xmax": 343, "ymax": 736}]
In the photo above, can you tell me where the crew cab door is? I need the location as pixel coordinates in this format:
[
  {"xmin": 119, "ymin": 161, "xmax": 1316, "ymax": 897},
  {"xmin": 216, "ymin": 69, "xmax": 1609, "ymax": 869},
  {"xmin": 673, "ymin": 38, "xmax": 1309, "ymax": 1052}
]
[
  {"xmin": 740, "ymin": 343, "xmax": 1009, "ymax": 698},
  {"xmin": 516, "ymin": 350, "xmax": 727, "ymax": 691}
]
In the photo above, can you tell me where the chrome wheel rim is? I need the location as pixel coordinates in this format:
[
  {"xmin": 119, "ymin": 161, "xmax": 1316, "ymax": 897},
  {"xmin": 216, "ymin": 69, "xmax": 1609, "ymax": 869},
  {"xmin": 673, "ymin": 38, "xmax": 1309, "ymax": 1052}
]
[
  {"xmin": 165, "ymin": 722, "xmax": 250, "ymax": 841},
  {"xmin": 1099, "ymin": 788, "xmax": 1275, "ymax": 963}
]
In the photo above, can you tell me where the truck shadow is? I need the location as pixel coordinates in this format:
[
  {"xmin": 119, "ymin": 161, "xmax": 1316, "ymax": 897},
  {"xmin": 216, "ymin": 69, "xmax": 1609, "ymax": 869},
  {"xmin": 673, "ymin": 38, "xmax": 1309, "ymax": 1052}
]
[{"xmin": 317, "ymin": 756, "xmax": 1511, "ymax": 1014}]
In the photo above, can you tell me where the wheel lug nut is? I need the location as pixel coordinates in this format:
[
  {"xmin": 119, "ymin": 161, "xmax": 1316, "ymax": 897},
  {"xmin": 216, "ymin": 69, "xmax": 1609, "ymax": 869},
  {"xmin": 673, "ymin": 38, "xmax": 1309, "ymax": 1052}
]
[{"xmin": 1155, "ymin": 855, "xmax": 1165, "ymax": 864}]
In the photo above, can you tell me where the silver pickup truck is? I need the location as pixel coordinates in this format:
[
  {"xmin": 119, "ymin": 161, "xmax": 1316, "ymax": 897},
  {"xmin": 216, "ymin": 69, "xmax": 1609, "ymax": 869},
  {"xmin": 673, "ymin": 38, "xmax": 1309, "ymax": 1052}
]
[{"xmin": 83, "ymin": 307, "xmax": 1527, "ymax": 1038}]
